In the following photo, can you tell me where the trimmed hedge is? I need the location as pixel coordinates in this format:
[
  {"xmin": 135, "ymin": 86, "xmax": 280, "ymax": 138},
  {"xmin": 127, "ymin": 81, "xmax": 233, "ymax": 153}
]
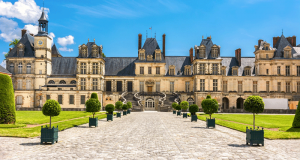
[
  {"xmin": 201, "ymin": 95, "xmax": 218, "ymax": 119},
  {"xmin": 175, "ymin": 104, "xmax": 181, "ymax": 111},
  {"xmin": 105, "ymin": 104, "xmax": 115, "ymax": 114},
  {"xmin": 85, "ymin": 98, "xmax": 101, "ymax": 118},
  {"xmin": 0, "ymin": 74, "xmax": 16, "ymax": 124},
  {"xmin": 91, "ymin": 93, "xmax": 98, "ymax": 99},
  {"xmin": 189, "ymin": 104, "xmax": 199, "ymax": 115},
  {"xmin": 292, "ymin": 100, "xmax": 300, "ymax": 127},
  {"xmin": 244, "ymin": 95, "xmax": 264, "ymax": 129},
  {"xmin": 115, "ymin": 101, "xmax": 123, "ymax": 110}
]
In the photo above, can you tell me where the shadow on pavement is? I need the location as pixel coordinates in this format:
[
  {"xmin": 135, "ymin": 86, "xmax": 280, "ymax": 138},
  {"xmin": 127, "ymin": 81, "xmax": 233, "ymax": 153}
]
[
  {"xmin": 228, "ymin": 144, "xmax": 250, "ymax": 148},
  {"xmin": 20, "ymin": 142, "xmax": 41, "ymax": 146}
]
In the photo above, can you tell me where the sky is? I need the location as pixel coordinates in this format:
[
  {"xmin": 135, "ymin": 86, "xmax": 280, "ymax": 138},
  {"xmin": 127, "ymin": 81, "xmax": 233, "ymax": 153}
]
[{"xmin": 0, "ymin": 0, "xmax": 300, "ymax": 68}]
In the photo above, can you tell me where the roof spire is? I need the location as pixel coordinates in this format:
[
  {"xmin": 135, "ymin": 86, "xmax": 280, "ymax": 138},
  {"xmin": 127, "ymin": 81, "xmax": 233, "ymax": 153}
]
[
  {"xmin": 282, "ymin": 29, "xmax": 283, "ymax": 36},
  {"xmin": 43, "ymin": 0, "xmax": 44, "ymax": 11}
]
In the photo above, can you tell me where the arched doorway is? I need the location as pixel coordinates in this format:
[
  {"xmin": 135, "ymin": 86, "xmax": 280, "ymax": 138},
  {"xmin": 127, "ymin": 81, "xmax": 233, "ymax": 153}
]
[
  {"xmin": 222, "ymin": 97, "xmax": 229, "ymax": 109},
  {"xmin": 145, "ymin": 98, "xmax": 155, "ymax": 110},
  {"xmin": 187, "ymin": 97, "xmax": 194, "ymax": 106},
  {"xmin": 236, "ymin": 97, "xmax": 244, "ymax": 109}
]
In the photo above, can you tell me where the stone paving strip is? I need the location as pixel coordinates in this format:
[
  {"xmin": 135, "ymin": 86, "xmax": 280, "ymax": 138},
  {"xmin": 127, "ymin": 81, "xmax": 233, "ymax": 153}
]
[{"xmin": 0, "ymin": 112, "xmax": 299, "ymax": 159}]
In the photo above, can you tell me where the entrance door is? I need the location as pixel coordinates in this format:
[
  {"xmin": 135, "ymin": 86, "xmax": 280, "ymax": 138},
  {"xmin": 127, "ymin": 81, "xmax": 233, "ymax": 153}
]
[
  {"xmin": 145, "ymin": 98, "xmax": 155, "ymax": 110},
  {"xmin": 127, "ymin": 81, "xmax": 132, "ymax": 92},
  {"xmin": 147, "ymin": 86, "xmax": 152, "ymax": 92}
]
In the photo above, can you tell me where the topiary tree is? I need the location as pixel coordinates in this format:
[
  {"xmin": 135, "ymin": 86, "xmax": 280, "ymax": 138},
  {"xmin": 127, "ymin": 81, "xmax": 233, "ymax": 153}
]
[
  {"xmin": 42, "ymin": 99, "xmax": 61, "ymax": 128},
  {"xmin": 201, "ymin": 95, "xmax": 218, "ymax": 119},
  {"xmin": 244, "ymin": 95, "xmax": 264, "ymax": 129},
  {"xmin": 180, "ymin": 101, "xmax": 189, "ymax": 112},
  {"xmin": 91, "ymin": 93, "xmax": 98, "ymax": 99},
  {"xmin": 105, "ymin": 104, "xmax": 115, "ymax": 114},
  {"xmin": 115, "ymin": 101, "xmax": 123, "ymax": 111},
  {"xmin": 189, "ymin": 104, "xmax": 199, "ymax": 115},
  {"xmin": 85, "ymin": 98, "xmax": 101, "ymax": 118},
  {"xmin": 175, "ymin": 104, "xmax": 181, "ymax": 111},
  {"xmin": 127, "ymin": 101, "xmax": 132, "ymax": 110},
  {"xmin": 0, "ymin": 74, "xmax": 16, "ymax": 124},
  {"xmin": 292, "ymin": 100, "xmax": 300, "ymax": 128},
  {"xmin": 122, "ymin": 104, "xmax": 128, "ymax": 111},
  {"xmin": 172, "ymin": 102, "xmax": 178, "ymax": 110}
]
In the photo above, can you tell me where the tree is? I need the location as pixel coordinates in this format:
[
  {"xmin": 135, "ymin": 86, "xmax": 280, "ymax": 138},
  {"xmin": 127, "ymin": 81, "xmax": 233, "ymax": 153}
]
[
  {"xmin": 115, "ymin": 101, "xmax": 123, "ymax": 111},
  {"xmin": 172, "ymin": 102, "xmax": 178, "ymax": 110},
  {"xmin": 189, "ymin": 104, "xmax": 199, "ymax": 115},
  {"xmin": 122, "ymin": 104, "xmax": 128, "ymax": 111},
  {"xmin": 105, "ymin": 104, "xmax": 115, "ymax": 114},
  {"xmin": 292, "ymin": 100, "xmax": 300, "ymax": 128},
  {"xmin": 9, "ymin": 39, "xmax": 20, "ymax": 48},
  {"xmin": 42, "ymin": 99, "xmax": 61, "ymax": 128},
  {"xmin": 175, "ymin": 104, "xmax": 181, "ymax": 111},
  {"xmin": 85, "ymin": 98, "xmax": 101, "ymax": 118},
  {"xmin": 127, "ymin": 101, "xmax": 132, "ymax": 109},
  {"xmin": 91, "ymin": 93, "xmax": 98, "ymax": 99},
  {"xmin": 180, "ymin": 101, "xmax": 189, "ymax": 112},
  {"xmin": 0, "ymin": 74, "xmax": 16, "ymax": 124},
  {"xmin": 244, "ymin": 96, "xmax": 264, "ymax": 129},
  {"xmin": 201, "ymin": 95, "xmax": 218, "ymax": 119},
  {"xmin": 102, "ymin": 53, "xmax": 106, "ymax": 58}
]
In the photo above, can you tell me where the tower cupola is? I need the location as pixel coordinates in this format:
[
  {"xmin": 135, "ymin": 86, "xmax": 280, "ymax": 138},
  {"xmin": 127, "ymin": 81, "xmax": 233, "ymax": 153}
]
[{"xmin": 38, "ymin": 9, "xmax": 48, "ymax": 35}]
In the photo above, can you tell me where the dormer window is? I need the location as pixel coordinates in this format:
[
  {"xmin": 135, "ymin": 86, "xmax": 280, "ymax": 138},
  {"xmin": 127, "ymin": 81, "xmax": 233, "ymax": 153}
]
[
  {"xmin": 232, "ymin": 66, "xmax": 239, "ymax": 76},
  {"xmin": 221, "ymin": 67, "xmax": 226, "ymax": 76},
  {"xmin": 244, "ymin": 67, "xmax": 251, "ymax": 76},
  {"xmin": 139, "ymin": 52, "xmax": 145, "ymax": 60},
  {"xmin": 155, "ymin": 53, "xmax": 161, "ymax": 61},
  {"xmin": 284, "ymin": 46, "xmax": 292, "ymax": 58},
  {"xmin": 169, "ymin": 65, "xmax": 175, "ymax": 75},
  {"xmin": 184, "ymin": 65, "xmax": 191, "ymax": 75},
  {"xmin": 92, "ymin": 45, "xmax": 98, "ymax": 57},
  {"xmin": 211, "ymin": 46, "xmax": 219, "ymax": 58},
  {"xmin": 199, "ymin": 47, "xmax": 205, "ymax": 58},
  {"xmin": 81, "ymin": 44, "xmax": 88, "ymax": 57},
  {"xmin": 17, "ymin": 43, "xmax": 24, "ymax": 57}
]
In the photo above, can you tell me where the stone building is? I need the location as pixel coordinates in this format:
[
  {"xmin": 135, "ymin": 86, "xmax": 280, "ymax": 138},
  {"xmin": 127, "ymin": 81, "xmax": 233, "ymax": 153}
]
[{"xmin": 5, "ymin": 11, "xmax": 300, "ymax": 111}]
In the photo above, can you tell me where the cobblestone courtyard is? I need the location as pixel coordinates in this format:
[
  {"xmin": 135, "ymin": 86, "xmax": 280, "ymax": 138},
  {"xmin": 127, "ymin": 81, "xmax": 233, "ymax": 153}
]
[{"xmin": 0, "ymin": 112, "xmax": 299, "ymax": 159}]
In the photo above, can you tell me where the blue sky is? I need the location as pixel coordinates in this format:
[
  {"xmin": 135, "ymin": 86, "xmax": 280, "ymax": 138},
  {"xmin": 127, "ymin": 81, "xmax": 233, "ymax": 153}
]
[{"xmin": 1, "ymin": 0, "xmax": 300, "ymax": 67}]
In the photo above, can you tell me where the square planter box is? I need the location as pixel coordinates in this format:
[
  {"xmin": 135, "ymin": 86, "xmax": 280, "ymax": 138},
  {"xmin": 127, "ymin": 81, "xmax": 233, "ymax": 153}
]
[
  {"xmin": 246, "ymin": 127, "xmax": 264, "ymax": 146},
  {"xmin": 41, "ymin": 125, "xmax": 58, "ymax": 144},
  {"xmin": 89, "ymin": 117, "xmax": 98, "ymax": 127},
  {"xmin": 107, "ymin": 114, "xmax": 113, "ymax": 121},
  {"xmin": 123, "ymin": 111, "xmax": 127, "ymax": 116},
  {"xmin": 173, "ymin": 110, "xmax": 176, "ymax": 114},
  {"xmin": 191, "ymin": 115, "xmax": 197, "ymax": 122},
  {"xmin": 183, "ymin": 113, "xmax": 188, "ymax": 118},
  {"xmin": 177, "ymin": 111, "xmax": 181, "ymax": 116},
  {"xmin": 117, "ymin": 112, "xmax": 121, "ymax": 118},
  {"xmin": 206, "ymin": 118, "xmax": 215, "ymax": 128},
  {"xmin": 127, "ymin": 110, "xmax": 131, "ymax": 114}
]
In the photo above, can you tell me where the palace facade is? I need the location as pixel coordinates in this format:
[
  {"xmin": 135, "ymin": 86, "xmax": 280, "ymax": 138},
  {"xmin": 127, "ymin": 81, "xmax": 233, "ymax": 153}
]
[{"xmin": 5, "ymin": 11, "xmax": 300, "ymax": 111}]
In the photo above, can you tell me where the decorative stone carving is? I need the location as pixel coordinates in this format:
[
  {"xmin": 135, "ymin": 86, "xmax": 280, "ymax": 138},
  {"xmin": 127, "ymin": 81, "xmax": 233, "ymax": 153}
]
[{"xmin": 145, "ymin": 80, "xmax": 155, "ymax": 86}]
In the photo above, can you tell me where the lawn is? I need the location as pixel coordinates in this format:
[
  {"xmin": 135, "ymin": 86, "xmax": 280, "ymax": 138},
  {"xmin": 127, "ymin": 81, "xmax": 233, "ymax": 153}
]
[
  {"xmin": 197, "ymin": 114, "xmax": 300, "ymax": 139},
  {"xmin": 0, "ymin": 111, "xmax": 107, "ymax": 138}
]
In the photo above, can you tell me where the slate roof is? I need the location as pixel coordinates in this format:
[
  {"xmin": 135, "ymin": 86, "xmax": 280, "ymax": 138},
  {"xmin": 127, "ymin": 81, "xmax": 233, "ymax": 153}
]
[
  {"xmin": 0, "ymin": 65, "xmax": 11, "ymax": 75},
  {"xmin": 273, "ymin": 35, "xmax": 297, "ymax": 58},
  {"xmin": 104, "ymin": 57, "xmax": 137, "ymax": 76},
  {"xmin": 7, "ymin": 33, "xmax": 35, "ymax": 58},
  {"xmin": 221, "ymin": 57, "xmax": 255, "ymax": 76},
  {"xmin": 257, "ymin": 40, "xmax": 275, "ymax": 51},
  {"xmin": 143, "ymin": 38, "xmax": 160, "ymax": 56},
  {"xmin": 78, "ymin": 42, "xmax": 103, "ymax": 58},
  {"xmin": 52, "ymin": 57, "xmax": 77, "ymax": 76},
  {"xmin": 165, "ymin": 56, "xmax": 192, "ymax": 76},
  {"xmin": 51, "ymin": 44, "xmax": 62, "ymax": 57},
  {"xmin": 38, "ymin": 10, "xmax": 48, "ymax": 21}
]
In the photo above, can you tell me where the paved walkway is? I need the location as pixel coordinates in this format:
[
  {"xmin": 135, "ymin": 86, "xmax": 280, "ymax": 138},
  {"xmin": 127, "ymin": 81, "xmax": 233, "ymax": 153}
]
[{"xmin": 0, "ymin": 112, "xmax": 299, "ymax": 159}]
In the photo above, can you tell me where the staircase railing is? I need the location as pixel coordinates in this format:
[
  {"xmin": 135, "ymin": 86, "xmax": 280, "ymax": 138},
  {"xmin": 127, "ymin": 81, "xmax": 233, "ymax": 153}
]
[
  {"xmin": 173, "ymin": 92, "xmax": 181, "ymax": 104},
  {"xmin": 134, "ymin": 92, "xmax": 143, "ymax": 108},
  {"xmin": 120, "ymin": 91, "xmax": 128, "ymax": 104},
  {"xmin": 158, "ymin": 92, "xmax": 166, "ymax": 107}
]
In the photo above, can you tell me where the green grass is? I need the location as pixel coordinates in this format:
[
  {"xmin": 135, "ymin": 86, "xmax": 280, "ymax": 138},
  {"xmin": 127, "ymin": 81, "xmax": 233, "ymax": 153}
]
[
  {"xmin": 197, "ymin": 114, "xmax": 300, "ymax": 139},
  {"xmin": 0, "ymin": 124, "xmax": 26, "ymax": 128}
]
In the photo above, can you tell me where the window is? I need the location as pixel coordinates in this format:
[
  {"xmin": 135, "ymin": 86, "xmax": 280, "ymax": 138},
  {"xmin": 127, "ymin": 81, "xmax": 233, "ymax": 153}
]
[
  {"xmin": 233, "ymin": 69, "xmax": 238, "ymax": 76},
  {"xmin": 245, "ymin": 69, "xmax": 251, "ymax": 76},
  {"xmin": 19, "ymin": 47, "xmax": 23, "ymax": 56},
  {"xmin": 140, "ymin": 81, "xmax": 144, "ymax": 92},
  {"xmin": 127, "ymin": 81, "xmax": 133, "ymax": 92},
  {"xmin": 58, "ymin": 88, "xmax": 62, "ymax": 90},
  {"xmin": 200, "ymin": 64, "xmax": 205, "ymax": 75},
  {"xmin": 284, "ymin": 50, "xmax": 290, "ymax": 58},
  {"xmin": 17, "ymin": 79, "xmax": 22, "ymax": 89},
  {"xmin": 80, "ymin": 95, "xmax": 85, "ymax": 104},
  {"xmin": 58, "ymin": 95, "xmax": 63, "ymax": 104},
  {"xmin": 140, "ymin": 53, "xmax": 145, "ymax": 60},
  {"xmin": 81, "ymin": 78, "xmax": 86, "ymax": 90},
  {"xmin": 48, "ymin": 80, "xmax": 55, "ymax": 84},
  {"xmin": 297, "ymin": 66, "xmax": 300, "ymax": 76},
  {"xmin": 26, "ymin": 80, "xmax": 31, "ymax": 90},
  {"xmin": 200, "ymin": 79, "xmax": 205, "ymax": 92},
  {"xmin": 10, "ymin": 64, "xmax": 14, "ymax": 74},
  {"xmin": 185, "ymin": 82, "xmax": 190, "ymax": 92},
  {"xmin": 16, "ymin": 96, "xmax": 22, "ymax": 105},
  {"xmin": 70, "ymin": 80, "xmax": 76, "ymax": 84},
  {"xmin": 46, "ymin": 95, "xmax": 50, "ymax": 100},
  {"xmin": 185, "ymin": 68, "xmax": 190, "ymax": 75},
  {"xmin": 286, "ymin": 82, "xmax": 291, "ymax": 93},
  {"xmin": 140, "ymin": 67, "xmax": 144, "ymax": 74},
  {"xmin": 238, "ymin": 81, "xmax": 242, "ymax": 93},
  {"xmin": 80, "ymin": 62, "xmax": 86, "ymax": 74},
  {"xmin": 266, "ymin": 69, "xmax": 269, "ymax": 75},
  {"xmin": 253, "ymin": 81, "xmax": 257, "ymax": 93},
  {"xmin": 223, "ymin": 81, "xmax": 227, "ymax": 93},
  {"xmin": 211, "ymin": 48, "xmax": 218, "ymax": 58},
  {"xmin": 277, "ymin": 66, "xmax": 281, "ymax": 75},
  {"xmin": 266, "ymin": 81, "xmax": 269, "ymax": 93},
  {"xmin": 59, "ymin": 80, "xmax": 66, "ymax": 84},
  {"xmin": 266, "ymin": 54, "xmax": 269, "ymax": 59},
  {"xmin": 26, "ymin": 63, "xmax": 31, "ymax": 74},
  {"xmin": 156, "ymin": 82, "xmax": 160, "ymax": 92},
  {"xmin": 286, "ymin": 66, "xmax": 290, "ymax": 76},
  {"xmin": 170, "ymin": 69, "xmax": 175, "ymax": 75},
  {"xmin": 200, "ymin": 48, "xmax": 205, "ymax": 58},
  {"xmin": 106, "ymin": 81, "xmax": 111, "ymax": 91},
  {"xmin": 170, "ymin": 81, "xmax": 174, "ymax": 92},
  {"xmin": 156, "ymin": 67, "xmax": 160, "ymax": 75},
  {"xmin": 146, "ymin": 99, "xmax": 155, "ymax": 108},
  {"xmin": 117, "ymin": 81, "xmax": 122, "ymax": 92},
  {"xmin": 212, "ymin": 64, "xmax": 218, "ymax": 75},
  {"xmin": 93, "ymin": 63, "xmax": 98, "ymax": 74},
  {"xmin": 277, "ymin": 82, "xmax": 281, "ymax": 92},
  {"xmin": 222, "ymin": 69, "xmax": 226, "ymax": 76},
  {"xmin": 70, "ymin": 88, "xmax": 73, "ymax": 90},
  {"xmin": 297, "ymin": 82, "xmax": 300, "ymax": 93},
  {"xmin": 39, "ymin": 70, "xmax": 42, "ymax": 75},
  {"xmin": 148, "ymin": 67, "xmax": 152, "ymax": 74},
  {"xmin": 213, "ymin": 79, "xmax": 218, "ymax": 92},
  {"xmin": 155, "ymin": 53, "xmax": 160, "ymax": 61},
  {"xmin": 18, "ymin": 63, "xmax": 22, "ymax": 74},
  {"xmin": 69, "ymin": 95, "xmax": 74, "ymax": 104},
  {"xmin": 93, "ymin": 78, "xmax": 98, "ymax": 91}
]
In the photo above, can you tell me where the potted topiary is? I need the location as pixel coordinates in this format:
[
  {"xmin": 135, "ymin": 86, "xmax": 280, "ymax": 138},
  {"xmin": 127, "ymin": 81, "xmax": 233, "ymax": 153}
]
[
  {"xmin": 172, "ymin": 102, "xmax": 177, "ymax": 114},
  {"xmin": 201, "ymin": 95, "xmax": 218, "ymax": 128},
  {"xmin": 115, "ymin": 101, "xmax": 123, "ymax": 118},
  {"xmin": 86, "ymin": 98, "xmax": 101, "ymax": 127},
  {"xmin": 122, "ymin": 104, "xmax": 128, "ymax": 116},
  {"xmin": 189, "ymin": 104, "xmax": 199, "ymax": 122},
  {"xmin": 127, "ymin": 101, "xmax": 132, "ymax": 114},
  {"xmin": 180, "ymin": 101, "xmax": 189, "ymax": 118},
  {"xmin": 244, "ymin": 95, "xmax": 264, "ymax": 146},
  {"xmin": 176, "ymin": 104, "xmax": 182, "ymax": 116},
  {"xmin": 105, "ymin": 104, "xmax": 115, "ymax": 121},
  {"xmin": 41, "ymin": 99, "xmax": 61, "ymax": 144}
]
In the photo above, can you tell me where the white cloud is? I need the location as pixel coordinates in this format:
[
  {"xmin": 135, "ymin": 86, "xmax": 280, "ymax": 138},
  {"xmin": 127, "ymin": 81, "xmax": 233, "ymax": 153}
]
[
  {"xmin": 57, "ymin": 35, "xmax": 74, "ymax": 46},
  {"xmin": 23, "ymin": 24, "xmax": 38, "ymax": 35},
  {"xmin": 2, "ymin": 52, "xmax": 6, "ymax": 55},
  {"xmin": 0, "ymin": 17, "xmax": 20, "ymax": 42},
  {"xmin": 59, "ymin": 47, "xmax": 73, "ymax": 52},
  {"xmin": 0, "ymin": 0, "xmax": 49, "ymax": 23},
  {"xmin": 49, "ymin": 32, "xmax": 55, "ymax": 39},
  {"xmin": 0, "ymin": 60, "xmax": 6, "ymax": 69}
]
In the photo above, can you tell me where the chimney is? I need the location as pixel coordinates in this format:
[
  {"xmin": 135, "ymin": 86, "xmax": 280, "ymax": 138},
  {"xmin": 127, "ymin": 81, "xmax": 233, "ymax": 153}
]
[
  {"xmin": 258, "ymin": 39, "xmax": 263, "ymax": 46},
  {"xmin": 30, "ymin": 33, "xmax": 34, "ymax": 36},
  {"xmin": 287, "ymin": 36, "xmax": 296, "ymax": 47},
  {"xmin": 235, "ymin": 48, "xmax": 241, "ymax": 66},
  {"xmin": 162, "ymin": 34, "xmax": 166, "ymax": 58},
  {"xmin": 21, "ymin": 29, "xmax": 27, "ymax": 37},
  {"xmin": 138, "ymin": 33, "xmax": 142, "ymax": 50},
  {"xmin": 273, "ymin": 36, "xmax": 280, "ymax": 48},
  {"xmin": 189, "ymin": 48, "xmax": 193, "ymax": 63}
]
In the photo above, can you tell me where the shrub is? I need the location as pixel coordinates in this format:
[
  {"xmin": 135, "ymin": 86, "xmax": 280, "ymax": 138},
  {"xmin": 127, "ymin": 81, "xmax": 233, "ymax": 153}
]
[
  {"xmin": 189, "ymin": 104, "xmax": 199, "ymax": 115},
  {"xmin": 115, "ymin": 101, "xmax": 123, "ymax": 111},
  {"xmin": 206, "ymin": 95, "xmax": 212, "ymax": 99},
  {"xmin": 244, "ymin": 95, "xmax": 264, "ymax": 129},
  {"xmin": 42, "ymin": 99, "xmax": 61, "ymax": 128},
  {"xmin": 105, "ymin": 104, "xmax": 115, "ymax": 114},
  {"xmin": 122, "ymin": 104, "xmax": 128, "ymax": 111},
  {"xmin": 201, "ymin": 96, "xmax": 218, "ymax": 119},
  {"xmin": 127, "ymin": 101, "xmax": 132, "ymax": 109},
  {"xmin": 175, "ymin": 104, "xmax": 181, "ymax": 111},
  {"xmin": 180, "ymin": 101, "xmax": 189, "ymax": 111},
  {"xmin": 85, "ymin": 98, "xmax": 101, "ymax": 118},
  {"xmin": 0, "ymin": 74, "xmax": 16, "ymax": 124},
  {"xmin": 293, "ymin": 100, "xmax": 300, "ymax": 128},
  {"xmin": 91, "ymin": 93, "xmax": 98, "ymax": 99},
  {"xmin": 172, "ymin": 102, "xmax": 178, "ymax": 110}
]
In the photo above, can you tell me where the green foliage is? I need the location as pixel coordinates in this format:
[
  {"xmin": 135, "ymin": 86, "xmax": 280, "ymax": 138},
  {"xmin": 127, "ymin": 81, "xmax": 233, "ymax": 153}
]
[
  {"xmin": 4, "ymin": 52, "xmax": 9, "ymax": 60},
  {"xmin": 201, "ymin": 97, "xmax": 218, "ymax": 119},
  {"xmin": 122, "ymin": 104, "xmax": 128, "ymax": 111},
  {"xmin": 180, "ymin": 101, "xmax": 189, "ymax": 110},
  {"xmin": 206, "ymin": 95, "xmax": 212, "ymax": 99},
  {"xmin": 102, "ymin": 53, "xmax": 106, "ymax": 58},
  {"xmin": 91, "ymin": 93, "xmax": 98, "ymax": 99},
  {"xmin": 175, "ymin": 104, "xmax": 181, "ymax": 111},
  {"xmin": 105, "ymin": 104, "xmax": 115, "ymax": 114},
  {"xmin": 0, "ymin": 74, "xmax": 16, "ymax": 124},
  {"xmin": 292, "ymin": 100, "xmax": 300, "ymax": 128},
  {"xmin": 127, "ymin": 101, "xmax": 132, "ymax": 109},
  {"xmin": 42, "ymin": 100, "xmax": 61, "ymax": 117},
  {"xmin": 244, "ymin": 96, "xmax": 264, "ymax": 114},
  {"xmin": 115, "ymin": 101, "xmax": 123, "ymax": 110},
  {"xmin": 9, "ymin": 39, "xmax": 20, "ymax": 47},
  {"xmin": 189, "ymin": 104, "xmax": 199, "ymax": 115},
  {"xmin": 172, "ymin": 102, "xmax": 178, "ymax": 110},
  {"xmin": 85, "ymin": 98, "xmax": 101, "ymax": 117}
]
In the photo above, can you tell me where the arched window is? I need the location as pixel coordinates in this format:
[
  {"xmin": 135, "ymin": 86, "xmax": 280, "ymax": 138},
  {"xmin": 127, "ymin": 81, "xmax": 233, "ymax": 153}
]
[
  {"xmin": 10, "ymin": 63, "xmax": 14, "ymax": 74},
  {"xmin": 146, "ymin": 98, "xmax": 154, "ymax": 108},
  {"xmin": 18, "ymin": 63, "xmax": 22, "ymax": 74},
  {"xmin": 59, "ymin": 80, "xmax": 66, "ymax": 84},
  {"xmin": 187, "ymin": 97, "xmax": 194, "ymax": 106},
  {"xmin": 70, "ymin": 80, "xmax": 76, "ymax": 84},
  {"xmin": 26, "ymin": 63, "xmax": 31, "ymax": 74},
  {"xmin": 48, "ymin": 80, "xmax": 55, "ymax": 84}
]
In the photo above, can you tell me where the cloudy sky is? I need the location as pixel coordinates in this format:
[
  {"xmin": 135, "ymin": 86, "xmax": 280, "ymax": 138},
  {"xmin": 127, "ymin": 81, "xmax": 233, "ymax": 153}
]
[{"xmin": 1, "ymin": 0, "xmax": 300, "ymax": 68}]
